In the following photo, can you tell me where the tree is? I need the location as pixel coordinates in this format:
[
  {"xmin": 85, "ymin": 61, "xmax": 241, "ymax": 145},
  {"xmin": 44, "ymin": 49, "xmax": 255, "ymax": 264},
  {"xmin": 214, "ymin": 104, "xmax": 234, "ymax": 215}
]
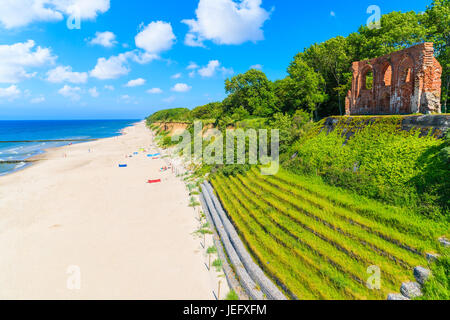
[
  {"xmin": 224, "ymin": 69, "xmax": 278, "ymax": 117},
  {"xmin": 287, "ymin": 55, "xmax": 327, "ymax": 118},
  {"xmin": 422, "ymin": 0, "xmax": 450, "ymax": 108},
  {"xmin": 351, "ymin": 11, "xmax": 428, "ymax": 60},
  {"xmin": 273, "ymin": 77, "xmax": 297, "ymax": 114},
  {"xmin": 302, "ymin": 37, "xmax": 352, "ymax": 115},
  {"xmin": 148, "ymin": 108, "xmax": 190, "ymax": 123},
  {"xmin": 191, "ymin": 102, "xmax": 224, "ymax": 120}
]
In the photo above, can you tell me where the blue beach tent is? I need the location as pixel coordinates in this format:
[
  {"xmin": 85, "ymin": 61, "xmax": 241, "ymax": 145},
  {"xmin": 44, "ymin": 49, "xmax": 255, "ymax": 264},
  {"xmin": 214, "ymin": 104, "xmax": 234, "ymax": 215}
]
[{"xmin": 119, "ymin": 164, "xmax": 128, "ymax": 168}]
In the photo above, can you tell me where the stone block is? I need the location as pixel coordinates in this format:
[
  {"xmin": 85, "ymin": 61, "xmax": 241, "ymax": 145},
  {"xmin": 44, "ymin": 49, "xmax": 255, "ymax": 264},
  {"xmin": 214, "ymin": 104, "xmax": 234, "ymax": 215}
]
[
  {"xmin": 400, "ymin": 282, "xmax": 423, "ymax": 299},
  {"xmin": 414, "ymin": 267, "xmax": 431, "ymax": 285},
  {"xmin": 387, "ymin": 293, "xmax": 410, "ymax": 300}
]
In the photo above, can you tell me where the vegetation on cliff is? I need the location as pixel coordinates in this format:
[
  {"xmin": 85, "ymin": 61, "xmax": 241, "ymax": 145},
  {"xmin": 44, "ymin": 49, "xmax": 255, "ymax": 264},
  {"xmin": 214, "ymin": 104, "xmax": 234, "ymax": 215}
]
[
  {"xmin": 146, "ymin": 0, "xmax": 450, "ymax": 219},
  {"xmin": 285, "ymin": 117, "xmax": 450, "ymax": 219}
]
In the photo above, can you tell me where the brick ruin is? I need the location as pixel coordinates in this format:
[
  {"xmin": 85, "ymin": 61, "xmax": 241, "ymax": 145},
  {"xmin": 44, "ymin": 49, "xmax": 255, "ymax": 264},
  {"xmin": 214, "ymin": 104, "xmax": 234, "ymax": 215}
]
[{"xmin": 345, "ymin": 43, "xmax": 442, "ymax": 115}]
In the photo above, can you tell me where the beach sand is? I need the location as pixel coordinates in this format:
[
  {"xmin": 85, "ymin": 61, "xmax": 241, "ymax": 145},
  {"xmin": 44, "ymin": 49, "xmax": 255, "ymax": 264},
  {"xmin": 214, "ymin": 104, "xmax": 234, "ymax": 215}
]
[{"xmin": 0, "ymin": 121, "xmax": 218, "ymax": 299}]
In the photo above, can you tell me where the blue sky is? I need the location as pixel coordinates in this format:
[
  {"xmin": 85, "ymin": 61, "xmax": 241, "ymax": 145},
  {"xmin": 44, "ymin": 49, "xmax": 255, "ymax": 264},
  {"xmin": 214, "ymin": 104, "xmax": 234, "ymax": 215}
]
[{"xmin": 0, "ymin": 0, "xmax": 430, "ymax": 120}]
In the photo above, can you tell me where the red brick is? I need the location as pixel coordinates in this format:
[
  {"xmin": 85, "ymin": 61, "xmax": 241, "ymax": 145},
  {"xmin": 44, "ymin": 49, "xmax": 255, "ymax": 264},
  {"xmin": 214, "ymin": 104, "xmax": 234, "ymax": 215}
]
[{"xmin": 345, "ymin": 43, "xmax": 442, "ymax": 115}]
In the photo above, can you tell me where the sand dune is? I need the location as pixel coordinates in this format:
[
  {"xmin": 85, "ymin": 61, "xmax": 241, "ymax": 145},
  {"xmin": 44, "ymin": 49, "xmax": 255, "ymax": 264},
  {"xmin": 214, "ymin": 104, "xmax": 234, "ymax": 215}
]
[{"xmin": 0, "ymin": 121, "xmax": 216, "ymax": 300}]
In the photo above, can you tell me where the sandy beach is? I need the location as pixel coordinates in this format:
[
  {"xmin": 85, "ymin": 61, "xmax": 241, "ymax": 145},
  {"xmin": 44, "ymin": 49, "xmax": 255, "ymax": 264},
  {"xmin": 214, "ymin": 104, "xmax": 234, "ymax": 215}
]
[{"xmin": 0, "ymin": 121, "xmax": 217, "ymax": 299}]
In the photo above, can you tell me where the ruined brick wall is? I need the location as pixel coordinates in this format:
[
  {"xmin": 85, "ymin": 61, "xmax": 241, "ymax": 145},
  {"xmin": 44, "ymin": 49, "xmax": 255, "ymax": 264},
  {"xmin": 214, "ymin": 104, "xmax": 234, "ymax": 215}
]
[{"xmin": 345, "ymin": 43, "xmax": 442, "ymax": 115}]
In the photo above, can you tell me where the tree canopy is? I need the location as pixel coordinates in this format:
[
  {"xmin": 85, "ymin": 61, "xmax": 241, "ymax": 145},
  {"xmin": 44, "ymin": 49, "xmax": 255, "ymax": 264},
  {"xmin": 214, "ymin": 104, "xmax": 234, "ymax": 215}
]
[
  {"xmin": 148, "ymin": 0, "xmax": 449, "ymax": 123},
  {"xmin": 223, "ymin": 69, "xmax": 278, "ymax": 117}
]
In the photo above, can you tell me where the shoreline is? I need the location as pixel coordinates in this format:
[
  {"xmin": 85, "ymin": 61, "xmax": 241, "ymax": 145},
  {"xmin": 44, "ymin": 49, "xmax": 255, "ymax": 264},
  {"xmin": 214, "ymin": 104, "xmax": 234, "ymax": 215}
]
[
  {"xmin": 0, "ymin": 121, "xmax": 140, "ymax": 178},
  {"xmin": 0, "ymin": 121, "xmax": 219, "ymax": 299}
]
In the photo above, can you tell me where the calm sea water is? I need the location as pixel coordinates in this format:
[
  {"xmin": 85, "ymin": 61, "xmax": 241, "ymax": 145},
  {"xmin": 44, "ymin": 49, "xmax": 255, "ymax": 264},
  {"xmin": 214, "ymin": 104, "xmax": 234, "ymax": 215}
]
[{"xmin": 0, "ymin": 120, "xmax": 138, "ymax": 175}]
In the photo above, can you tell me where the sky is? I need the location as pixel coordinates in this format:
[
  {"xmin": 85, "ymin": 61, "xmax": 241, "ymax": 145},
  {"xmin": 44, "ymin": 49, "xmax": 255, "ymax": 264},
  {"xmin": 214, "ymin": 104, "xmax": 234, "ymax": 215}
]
[{"xmin": 0, "ymin": 0, "xmax": 431, "ymax": 120}]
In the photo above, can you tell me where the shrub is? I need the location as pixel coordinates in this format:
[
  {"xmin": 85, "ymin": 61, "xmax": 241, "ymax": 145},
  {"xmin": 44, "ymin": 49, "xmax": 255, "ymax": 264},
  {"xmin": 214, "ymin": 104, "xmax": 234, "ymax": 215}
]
[
  {"xmin": 225, "ymin": 290, "xmax": 239, "ymax": 300},
  {"xmin": 286, "ymin": 117, "xmax": 449, "ymax": 219}
]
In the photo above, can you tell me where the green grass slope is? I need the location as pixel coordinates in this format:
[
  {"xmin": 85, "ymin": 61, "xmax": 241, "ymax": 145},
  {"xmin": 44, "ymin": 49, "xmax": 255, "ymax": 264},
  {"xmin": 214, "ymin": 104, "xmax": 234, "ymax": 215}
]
[
  {"xmin": 284, "ymin": 116, "xmax": 449, "ymax": 219},
  {"xmin": 210, "ymin": 167, "xmax": 448, "ymax": 300}
]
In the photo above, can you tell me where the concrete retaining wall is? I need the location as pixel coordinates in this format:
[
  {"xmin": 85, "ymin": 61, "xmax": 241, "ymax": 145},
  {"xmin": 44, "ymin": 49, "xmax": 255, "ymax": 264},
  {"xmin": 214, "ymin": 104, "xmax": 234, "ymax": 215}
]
[
  {"xmin": 201, "ymin": 183, "xmax": 265, "ymax": 300},
  {"xmin": 201, "ymin": 182, "xmax": 287, "ymax": 300}
]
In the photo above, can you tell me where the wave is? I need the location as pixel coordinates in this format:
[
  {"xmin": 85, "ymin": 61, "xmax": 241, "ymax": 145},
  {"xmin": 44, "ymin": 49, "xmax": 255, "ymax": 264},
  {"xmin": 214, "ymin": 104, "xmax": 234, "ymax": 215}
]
[{"xmin": 15, "ymin": 162, "xmax": 26, "ymax": 169}]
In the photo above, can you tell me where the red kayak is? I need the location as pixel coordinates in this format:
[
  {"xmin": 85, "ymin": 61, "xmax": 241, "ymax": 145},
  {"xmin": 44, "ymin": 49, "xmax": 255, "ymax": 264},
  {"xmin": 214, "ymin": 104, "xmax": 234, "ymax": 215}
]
[{"xmin": 147, "ymin": 179, "xmax": 162, "ymax": 184}]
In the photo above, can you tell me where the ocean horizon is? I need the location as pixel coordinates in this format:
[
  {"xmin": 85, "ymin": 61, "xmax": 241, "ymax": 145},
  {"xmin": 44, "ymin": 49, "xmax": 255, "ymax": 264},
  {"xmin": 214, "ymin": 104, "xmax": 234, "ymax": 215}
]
[{"xmin": 0, "ymin": 120, "xmax": 140, "ymax": 176}]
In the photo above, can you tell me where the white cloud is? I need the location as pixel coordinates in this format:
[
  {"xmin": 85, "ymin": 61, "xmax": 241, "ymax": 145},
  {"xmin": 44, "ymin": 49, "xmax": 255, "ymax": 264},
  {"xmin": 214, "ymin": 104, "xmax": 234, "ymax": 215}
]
[
  {"xmin": 89, "ymin": 87, "xmax": 99, "ymax": 97},
  {"xmin": 195, "ymin": 60, "xmax": 234, "ymax": 78},
  {"xmin": 125, "ymin": 78, "xmax": 146, "ymax": 87},
  {"xmin": 90, "ymin": 52, "xmax": 132, "ymax": 80},
  {"xmin": 171, "ymin": 73, "xmax": 182, "ymax": 79},
  {"xmin": 0, "ymin": 40, "xmax": 56, "ymax": 83},
  {"xmin": 182, "ymin": 0, "xmax": 271, "ymax": 46},
  {"xmin": 147, "ymin": 88, "xmax": 163, "ymax": 94},
  {"xmin": 90, "ymin": 49, "xmax": 159, "ymax": 80},
  {"xmin": 58, "ymin": 84, "xmax": 81, "ymax": 100},
  {"xmin": 0, "ymin": 0, "xmax": 110, "ymax": 29},
  {"xmin": 250, "ymin": 64, "xmax": 263, "ymax": 70},
  {"xmin": 0, "ymin": 85, "xmax": 20, "ymax": 100},
  {"xmin": 89, "ymin": 31, "xmax": 117, "ymax": 48},
  {"xmin": 198, "ymin": 60, "xmax": 220, "ymax": 77},
  {"xmin": 104, "ymin": 85, "xmax": 114, "ymax": 91},
  {"xmin": 130, "ymin": 51, "xmax": 159, "ymax": 64},
  {"xmin": 187, "ymin": 62, "xmax": 199, "ymax": 70},
  {"xmin": 30, "ymin": 95, "xmax": 45, "ymax": 103},
  {"xmin": 46, "ymin": 65, "xmax": 88, "ymax": 83},
  {"xmin": 330, "ymin": 11, "xmax": 336, "ymax": 17},
  {"xmin": 53, "ymin": 0, "xmax": 110, "ymax": 19},
  {"xmin": 135, "ymin": 21, "xmax": 176, "ymax": 54},
  {"xmin": 171, "ymin": 83, "xmax": 191, "ymax": 92}
]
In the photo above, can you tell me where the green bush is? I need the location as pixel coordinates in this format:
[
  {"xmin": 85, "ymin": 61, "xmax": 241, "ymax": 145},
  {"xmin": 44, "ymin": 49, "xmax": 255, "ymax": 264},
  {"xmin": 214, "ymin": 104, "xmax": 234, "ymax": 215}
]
[
  {"xmin": 286, "ymin": 117, "xmax": 449, "ymax": 219},
  {"xmin": 147, "ymin": 108, "xmax": 191, "ymax": 123},
  {"xmin": 207, "ymin": 246, "xmax": 217, "ymax": 254},
  {"xmin": 225, "ymin": 290, "xmax": 239, "ymax": 300},
  {"xmin": 438, "ymin": 131, "xmax": 450, "ymax": 163}
]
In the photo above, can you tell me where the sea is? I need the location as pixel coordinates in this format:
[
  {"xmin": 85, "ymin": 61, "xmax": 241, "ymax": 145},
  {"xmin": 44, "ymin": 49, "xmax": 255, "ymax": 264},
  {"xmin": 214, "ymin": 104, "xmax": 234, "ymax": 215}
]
[{"xmin": 0, "ymin": 120, "xmax": 139, "ymax": 176}]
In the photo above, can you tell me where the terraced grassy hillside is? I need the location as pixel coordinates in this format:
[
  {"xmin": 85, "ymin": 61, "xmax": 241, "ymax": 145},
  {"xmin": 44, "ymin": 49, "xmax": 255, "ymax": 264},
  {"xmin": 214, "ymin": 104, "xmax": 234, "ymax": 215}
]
[{"xmin": 210, "ymin": 167, "xmax": 447, "ymax": 300}]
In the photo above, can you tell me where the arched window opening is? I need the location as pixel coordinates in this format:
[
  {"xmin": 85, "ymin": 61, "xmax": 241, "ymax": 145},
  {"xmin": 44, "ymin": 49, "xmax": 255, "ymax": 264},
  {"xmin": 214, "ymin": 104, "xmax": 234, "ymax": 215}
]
[
  {"xmin": 364, "ymin": 70, "xmax": 373, "ymax": 90},
  {"xmin": 399, "ymin": 67, "xmax": 413, "ymax": 84},
  {"xmin": 398, "ymin": 56, "xmax": 414, "ymax": 85},
  {"xmin": 383, "ymin": 65, "xmax": 392, "ymax": 86}
]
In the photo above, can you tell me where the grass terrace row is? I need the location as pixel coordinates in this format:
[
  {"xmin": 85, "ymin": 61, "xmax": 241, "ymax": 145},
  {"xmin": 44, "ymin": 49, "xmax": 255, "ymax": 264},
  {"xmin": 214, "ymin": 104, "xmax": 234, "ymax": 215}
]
[{"xmin": 210, "ymin": 168, "xmax": 444, "ymax": 300}]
